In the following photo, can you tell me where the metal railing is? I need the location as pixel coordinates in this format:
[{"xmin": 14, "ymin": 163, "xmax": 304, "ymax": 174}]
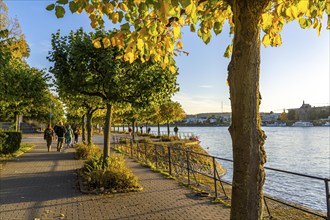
[{"xmin": 112, "ymin": 136, "xmax": 329, "ymax": 219}]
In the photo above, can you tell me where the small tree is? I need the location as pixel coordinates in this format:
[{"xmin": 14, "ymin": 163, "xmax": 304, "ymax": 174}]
[
  {"xmin": 160, "ymin": 101, "xmax": 186, "ymax": 136},
  {"xmin": 0, "ymin": 60, "xmax": 51, "ymax": 131}
]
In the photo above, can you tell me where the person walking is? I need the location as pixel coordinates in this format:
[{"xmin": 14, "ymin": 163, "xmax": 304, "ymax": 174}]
[
  {"xmin": 55, "ymin": 121, "xmax": 66, "ymax": 152},
  {"xmin": 44, "ymin": 124, "xmax": 55, "ymax": 152},
  {"xmin": 174, "ymin": 126, "xmax": 179, "ymax": 136},
  {"xmin": 74, "ymin": 127, "xmax": 80, "ymax": 144},
  {"xmin": 65, "ymin": 125, "xmax": 74, "ymax": 148}
]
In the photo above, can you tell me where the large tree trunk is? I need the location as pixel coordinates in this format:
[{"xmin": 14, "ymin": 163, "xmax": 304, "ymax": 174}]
[
  {"xmin": 103, "ymin": 103, "xmax": 112, "ymax": 166},
  {"xmin": 15, "ymin": 114, "xmax": 19, "ymax": 132},
  {"xmin": 228, "ymin": 1, "xmax": 268, "ymax": 219},
  {"xmin": 86, "ymin": 111, "xmax": 93, "ymax": 145}
]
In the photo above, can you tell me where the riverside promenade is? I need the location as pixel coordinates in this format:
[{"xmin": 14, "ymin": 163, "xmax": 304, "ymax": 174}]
[{"xmin": 0, "ymin": 134, "xmax": 230, "ymax": 220}]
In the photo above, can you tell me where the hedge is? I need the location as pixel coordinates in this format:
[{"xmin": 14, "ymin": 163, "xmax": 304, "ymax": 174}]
[{"xmin": 0, "ymin": 131, "xmax": 22, "ymax": 154}]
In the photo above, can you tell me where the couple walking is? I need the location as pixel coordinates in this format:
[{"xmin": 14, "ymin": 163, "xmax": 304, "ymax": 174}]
[{"xmin": 44, "ymin": 122, "xmax": 76, "ymax": 152}]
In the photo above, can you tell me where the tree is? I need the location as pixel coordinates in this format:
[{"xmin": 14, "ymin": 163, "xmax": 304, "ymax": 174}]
[
  {"xmin": 160, "ymin": 101, "xmax": 186, "ymax": 136},
  {"xmin": 0, "ymin": 59, "xmax": 51, "ymax": 131},
  {"xmin": 48, "ymin": 1, "xmax": 328, "ymax": 217},
  {"xmin": 0, "ymin": 0, "xmax": 29, "ymax": 65},
  {"xmin": 48, "ymin": 28, "xmax": 178, "ymax": 166},
  {"xmin": 279, "ymin": 110, "xmax": 288, "ymax": 121},
  {"xmin": 61, "ymin": 93, "xmax": 105, "ymax": 144}
]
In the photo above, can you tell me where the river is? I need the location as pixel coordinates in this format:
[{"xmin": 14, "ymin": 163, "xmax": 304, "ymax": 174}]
[{"xmin": 154, "ymin": 126, "xmax": 330, "ymax": 213}]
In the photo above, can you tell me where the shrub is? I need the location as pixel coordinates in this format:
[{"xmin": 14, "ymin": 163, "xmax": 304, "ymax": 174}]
[
  {"xmin": 160, "ymin": 135, "xmax": 179, "ymax": 142},
  {"xmin": 81, "ymin": 154, "xmax": 140, "ymax": 192},
  {"xmin": 0, "ymin": 131, "xmax": 22, "ymax": 154},
  {"xmin": 75, "ymin": 143, "xmax": 101, "ymax": 160}
]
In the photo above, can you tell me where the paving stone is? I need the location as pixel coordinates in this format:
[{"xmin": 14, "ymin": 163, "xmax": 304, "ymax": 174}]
[{"xmin": 0, "ymin": 134, "xmax": 230, "ymax": 220}]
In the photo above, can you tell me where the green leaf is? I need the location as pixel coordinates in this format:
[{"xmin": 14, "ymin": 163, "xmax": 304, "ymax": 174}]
[
  {"xmin": 213, "ymin": 21, "xmax": 222, "ymax": 35},
  {"xmin": 69, "ymin": 1, "xmax": 78, "ymax": 13},
  {"xmin": 179, "ymin": 0, "xmax": 190, "ymax": 8},
  {"xmin": 56, "ymin": 0, "xmax": 68, "ymax": 4},
  {"xmin": 120, "ymin": 23, "xmax": 130, "ymax": 31},
  {"xmin": 55, "ymin": 6, "xmax": 65, "ymax": 18},
  {"xmin": 46, "ymin": 4, "xmax": 55, "ymax": 11}
]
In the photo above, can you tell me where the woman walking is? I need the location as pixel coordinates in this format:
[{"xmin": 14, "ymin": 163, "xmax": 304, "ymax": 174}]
[
  {"xmin": 44, "ymin": 124, "xmax": 55, "ymax": 152},
  {"xmin": 65, "ymin": 125, "xmax": 74, "ymax": 148}
]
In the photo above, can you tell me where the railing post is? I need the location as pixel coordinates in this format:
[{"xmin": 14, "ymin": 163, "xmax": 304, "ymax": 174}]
[
  {"xmin": 168, "ymin": 145, "xmax": 172, "ymax": 175},
  {"xmin": 130, "ymin": 138, "xmax": 133, "ymax": 157},
  {"xmin": 325, "ymin": 179, "xmax": 330, "ymax": 220},
  {"xmin": 154, "ymin": 145, "xmax": 158, "ymax": 169},
  {"xmin": 144, "ymin": 142, "xmax": 147, "ymax": 162},
  {"xmin": 213, "ymin": 157, "xmax": 218, "ymax": 198},
  {"xmin": 186, "ymin": 149, "xmax": 190, "ymax": 185}
]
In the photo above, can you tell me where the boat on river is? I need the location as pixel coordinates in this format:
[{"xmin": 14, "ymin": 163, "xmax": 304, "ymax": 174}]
[
  {"xmin": 322, "ymin": 122, "xmax": 330, "ymax": 126},
  {"xmin": 265, "ymin": 122, "xmax": 286, "ymax": 127},
  {"xmin": 292, "ymin": 121, "xmax": 314, "ymax": 127}
]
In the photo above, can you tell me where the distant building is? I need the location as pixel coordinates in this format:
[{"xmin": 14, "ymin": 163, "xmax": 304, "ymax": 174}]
[{"xmin": 288, "ymin": 101, "xmax": 330, "ymax": 121}]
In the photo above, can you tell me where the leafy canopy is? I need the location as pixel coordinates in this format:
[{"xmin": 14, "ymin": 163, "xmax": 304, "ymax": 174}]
[{"xmin": 47, "ymin": 0, "xmax": 329, "ymax": 65}]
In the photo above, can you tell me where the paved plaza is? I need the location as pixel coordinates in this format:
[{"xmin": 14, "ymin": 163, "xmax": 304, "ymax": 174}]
[{"xmin": 0, "ymin": 134, "xmax": 230, "ymax": 220}]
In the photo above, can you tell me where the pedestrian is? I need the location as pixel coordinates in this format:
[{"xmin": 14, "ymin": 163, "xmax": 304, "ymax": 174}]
[
  {"xmin": 147, "ymin": 127, "xmax": 151, "ymax": 134},
  {"xmin": 53, "ymin": 123, "xmax": 59, "ymax": 141},
  {"xmin": 74, "ymin": 127, "xmax": 80, "ymax": 144},
  {"xmin": 140, "ymin": 125, "xmax": 143, "ymax": 133},
  {"xmin": 128, "ymin": 127, "xmax": 132, "ymax": 136},
  {"xmin": 55, "ymin": 121, "xmax": 66, "ymax": 152},
  {"xmin": 65, "ymin": 125, "xmax": 74, "ymax": 148},
  {"xmin": 44, "ymin": 124, "xmax": 55, "ymax": 152},
  {"xmin": 174, "ymin": 126, "xmax": 179, "ymax": 136}
]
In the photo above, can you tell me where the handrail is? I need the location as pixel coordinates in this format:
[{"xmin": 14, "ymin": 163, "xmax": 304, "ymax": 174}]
[{"xmin": 112, "ymin": 136, "xmax": 329, "ymax": 219}]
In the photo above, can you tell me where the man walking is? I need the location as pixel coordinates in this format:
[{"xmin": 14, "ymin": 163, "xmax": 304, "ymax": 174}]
[{"xmin": 55, "ymin": 121, "xmax": 66, "ymax": 152}]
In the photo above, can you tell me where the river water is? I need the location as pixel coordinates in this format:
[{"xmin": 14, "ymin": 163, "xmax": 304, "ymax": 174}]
[{"xmin": 155, "ymin": 126, "xmax": 330, "ymax": 213}]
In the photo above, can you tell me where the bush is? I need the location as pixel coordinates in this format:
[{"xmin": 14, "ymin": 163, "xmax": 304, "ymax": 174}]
[
  {"xmin": 0, "ymin": 131, "xmax": 22, "ymax": 154},
  {"xmin": 75, "ymin": 143, "xmax": 101, "ymax": 160},
  {"xmin": 81, "ymin": 154, "xmax": 140, "ymax": 192}
]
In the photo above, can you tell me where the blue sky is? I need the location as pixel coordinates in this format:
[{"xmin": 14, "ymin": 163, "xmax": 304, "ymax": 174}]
[{"xmin": 4, "ymin": 1, "xmax": 329, "ymax": 114}]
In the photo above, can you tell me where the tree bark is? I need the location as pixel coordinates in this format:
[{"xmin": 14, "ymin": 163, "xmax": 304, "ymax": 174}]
[
  {"xmin": 86, "ymin": 111, "xmax": 93, "ymax": 145},
  {"xmin": 81, "ymin": 115, "xmax": 86, "ymax": 143},
  {"xmin": 15, "ymin": 114, "xmax": 19, "ymax": 132},
  {"xmin": 157, "ymin": 123, "xmax": 160, "ymax": 136},
  {"xmin": 167, "ymin": 122, "xmax": 170, "ymax": 136},
  {"xmin": 228, "ymin": 1, "xmax": 268, "ymax": 219},
  {"xmin": 103, "ymin": 103, "xmax": 112, "ymax": 166}
]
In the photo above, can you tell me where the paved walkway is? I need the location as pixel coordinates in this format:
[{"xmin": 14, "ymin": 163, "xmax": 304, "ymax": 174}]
[{"xmin": 0, "ymin": 134, "xmax": 230, "ymax": 220}]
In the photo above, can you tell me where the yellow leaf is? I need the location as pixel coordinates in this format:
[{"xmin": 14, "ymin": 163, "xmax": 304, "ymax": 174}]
[
  {"xmin": 164, "ymin": 37, "xmax": 174, "ymax": 52},
  {"xmin": 273, "ymin": 34, "xmax": 282, "ymax": 46},
  {"xmin": 316, "ymin": 22, "xmax": 322, "ymax": 36},
  {"xmin": 105, "ymin": 3, "xmax": 114, "ymax": 14},
  {"xmin": 115, "ymin": 55, "xmax": 122, "ymax": 59},
  {"xmin": 176, "ymin": 41, "xmax": 183, "ymax": 49},
  {"xmin": 262, "ymin": 34, "xmax": 271, "ymax": 47},
  {"xmin": 178, "ymin": 16, "xmax": 185, "ymax": 26},
  {"xmin": 172, "ymin": 23, "xmax": 181, "ymax": 39},
  {"xmin": 164, "ymin": 55, "xmax": 169, "ymax": 64},
  {"xmin": 112, "ymin": 12, "xmax": 119, "ymax": 24},
  {"xmin": 102, "ymin": 37, "xmax": 111, "ymax": 48},
  {"xmin": 261, "ymin": 13, "xmax": 274, "ymax": 30},
  {"xmin": 297, "ymin": 1, "xmax": 308, "ymax": 14},
  {"xmin": 85, "ymin": 4, "xmax": 94, "ymax": 14},
  {"xmin": 137, "ymin": 39, "xmax": 144, "ymax": 51},
  {"xmin": 118, "ymin": 3, "xmax": 128, "ymax": 12},
  {"xmin": 169, "ymin": 65, "xmax": 176, "ymax": 73},
  {"xmin": 92, "ymin": 38, "xmax": 102, "ymax": 48}
]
